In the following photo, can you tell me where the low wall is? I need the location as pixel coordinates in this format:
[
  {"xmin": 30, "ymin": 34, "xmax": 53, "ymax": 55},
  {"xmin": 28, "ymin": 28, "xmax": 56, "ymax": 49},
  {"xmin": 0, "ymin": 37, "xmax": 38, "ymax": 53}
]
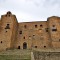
[
  {"xmin": 33, "ymin": 49, "xmax": 60, "ymax": 60},
  {"xmin": 34, "ymin": 52, "xmax": 60, "ymax": 60}
]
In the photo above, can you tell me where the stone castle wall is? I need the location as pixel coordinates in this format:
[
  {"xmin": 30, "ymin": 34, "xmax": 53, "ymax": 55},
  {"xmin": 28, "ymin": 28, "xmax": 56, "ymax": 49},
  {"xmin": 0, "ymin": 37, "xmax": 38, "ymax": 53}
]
[{"xmin": 0, "ymin": 11, "xmax": 60, "ymax": 51}]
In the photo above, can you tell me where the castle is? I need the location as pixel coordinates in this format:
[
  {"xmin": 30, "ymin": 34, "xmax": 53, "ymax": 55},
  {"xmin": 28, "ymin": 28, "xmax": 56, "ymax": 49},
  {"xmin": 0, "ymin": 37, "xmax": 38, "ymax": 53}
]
[{"xmin": 0, "ymin": 11, "xmax": 60, "ymax": 51}]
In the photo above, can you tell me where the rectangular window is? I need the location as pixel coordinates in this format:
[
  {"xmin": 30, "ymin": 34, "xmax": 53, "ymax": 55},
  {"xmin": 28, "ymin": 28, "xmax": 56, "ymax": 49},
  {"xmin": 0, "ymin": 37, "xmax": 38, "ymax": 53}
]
[
  {"xmin": 19, "ymin": 31, "xmax": 22, "ymax": 34},
  {"xmin": 24, "ymin": 25, "xmax": 27, "ymax": 28},
  {"xmin": 52, "ymin": 25, "xmax": 55, "ymax": 27},
  {"xmin": 23, "ymin": 37, "xmax": 25, "ymax": 39},
  {"xmin": 40, "ymin": 24, "xmax": 43, "ymax": 27},
  {"xmin": 35, "ymin": 25, "xmax": 37, "ymax": 28},
  {"xmin": 35, "ymin": 46, "xmax": 37, "ymax": 48},
  {"xmin": 52, "ymin": 29, "xmax": 57, "ymax": 31},
  {"xmin": 45, "ymin": 28, "xmax": 48, "ymax": 32}
]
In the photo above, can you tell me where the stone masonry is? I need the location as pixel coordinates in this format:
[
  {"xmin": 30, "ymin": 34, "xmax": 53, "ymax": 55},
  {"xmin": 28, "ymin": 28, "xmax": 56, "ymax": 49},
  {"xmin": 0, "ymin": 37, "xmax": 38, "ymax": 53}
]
[{"xmin": 0, "ymin": 11, "xmax": 60, "ymax": 51}]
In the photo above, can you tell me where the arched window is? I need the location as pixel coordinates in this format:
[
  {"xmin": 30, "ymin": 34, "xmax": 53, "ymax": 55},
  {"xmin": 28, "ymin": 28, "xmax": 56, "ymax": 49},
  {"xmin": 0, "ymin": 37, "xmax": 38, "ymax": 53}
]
[{"xmin": 23, "ymin": 42, "xmax": 27, "ymax": 49}]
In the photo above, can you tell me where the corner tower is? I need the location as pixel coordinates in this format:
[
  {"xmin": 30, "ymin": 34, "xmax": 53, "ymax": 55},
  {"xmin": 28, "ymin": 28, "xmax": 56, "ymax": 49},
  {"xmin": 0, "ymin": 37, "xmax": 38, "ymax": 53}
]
[
  {"xmin": 0, "ymin": 11, "xmax": 18, "ymax": 51},
  {"xmin": 47, "ymin": 16, "xmax": 60, "ymax": 48}
]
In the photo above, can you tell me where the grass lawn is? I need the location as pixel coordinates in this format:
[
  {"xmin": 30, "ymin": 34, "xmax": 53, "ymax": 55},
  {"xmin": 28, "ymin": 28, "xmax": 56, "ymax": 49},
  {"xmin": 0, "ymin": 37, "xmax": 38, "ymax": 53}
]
[{"xmin": 0, "ymin": 49, "xmax": 31, "ymax": 60}]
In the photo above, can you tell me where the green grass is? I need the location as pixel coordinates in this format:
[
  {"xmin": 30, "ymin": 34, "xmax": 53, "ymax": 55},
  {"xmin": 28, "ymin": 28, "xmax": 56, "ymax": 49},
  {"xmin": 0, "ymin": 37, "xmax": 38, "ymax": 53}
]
[{"xmin": 0, "ymin": 49, "xmax": 31, "ymax": 60}]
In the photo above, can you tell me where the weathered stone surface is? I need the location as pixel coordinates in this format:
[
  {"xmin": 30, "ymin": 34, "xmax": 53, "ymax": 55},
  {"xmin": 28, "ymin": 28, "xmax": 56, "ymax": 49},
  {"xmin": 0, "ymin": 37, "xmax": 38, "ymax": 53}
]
[
  {"xmin": 0, "ymin": 11, "xmax": 60, "ymax": 51},
  {"xmin": 33, "ymin": 51, "xmax": 60, "ymax": 60}
]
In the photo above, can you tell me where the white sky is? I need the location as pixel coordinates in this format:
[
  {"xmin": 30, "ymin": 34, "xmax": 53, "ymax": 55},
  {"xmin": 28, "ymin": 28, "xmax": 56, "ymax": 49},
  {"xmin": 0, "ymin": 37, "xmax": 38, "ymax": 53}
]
[{"xmin": 0, "ymin": 0, "xmax": 60, "ymax": 22}]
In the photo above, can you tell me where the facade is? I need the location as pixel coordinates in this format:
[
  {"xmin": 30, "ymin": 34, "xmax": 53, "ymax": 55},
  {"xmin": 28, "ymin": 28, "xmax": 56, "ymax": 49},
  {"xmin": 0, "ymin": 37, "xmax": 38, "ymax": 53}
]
[{"xmin": 0, "ymin": 11, "xmax": 60, "ymax": 51}]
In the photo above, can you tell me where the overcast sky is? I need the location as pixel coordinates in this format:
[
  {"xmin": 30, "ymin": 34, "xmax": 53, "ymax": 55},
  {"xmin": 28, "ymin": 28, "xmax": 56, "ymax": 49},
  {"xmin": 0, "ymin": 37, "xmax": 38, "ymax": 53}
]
[{"xmin": 0, "ymin": 0, "xmax": 60, "ymax": 22}]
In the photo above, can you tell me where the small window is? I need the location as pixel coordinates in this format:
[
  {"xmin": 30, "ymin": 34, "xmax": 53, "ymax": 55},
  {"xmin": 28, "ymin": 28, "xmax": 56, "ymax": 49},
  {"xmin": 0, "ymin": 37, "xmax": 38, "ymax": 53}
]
[
  {"xmin": 33, "ymin": 35, "xmax": 35, "ymax": 36},
  {"xmin": 18, "ymin": 46, "xmax": 20, "ymax": 49},
  {"xmin": 35, "ymin": 25, "xmax": 37, "ymax": 28},
  {"xmin": 23, "ymin": 37, "xmax": 25, "ymax": 39},
  {"xmin": 19, "ymin": 31, "xmax": 22, "ymax": 34},
  {"xmin": 5, "ymin": 15, "xmax": 7, "ymax": 17},
  {"xmin": 35, "ymin": 46, "xmax": 37, "ymax": 48},
  {"xmin": 7, "ymin": 11, "xmax": 11, "ymax": 17},
  {"xmin": 7, "ymin": 11, "xmax": 11, "ymax": 14},
  {"xmin": 5, "ymin": 24, "xmax": 10, "ymax": 29},
  {"xmin": 24, "ymin": 25, "xmax": 27, "ymax": 28},
  {"xmin": 40, "ymin": 24, "xmax": 43, "ymax": 27},
  {"xmin": 52, "ymin": 29, "xmax": 57, "ymax": 31},
  {"xmin": 7, "ymin": 24, "xmax": 9, "ymax": 25},
  {"xmin": 8, "ymin": 12, "xmax": 11, "ymax": 14},
  {"xmin": 59, "ymin": 39, "xmax": 60, "ymax": 41},
  {"xmin": 45, "ymin": 28, "xmax": 48, "ymax": 32},
  {"xmin": 1, "ymin": 41, "xmax": 2, "ymax": 43},
  {"xmin": 44, "ymin": 46, "xmax": 46, "ymax": 48},
  {"xmin": 8, "ymin": 15, "xmax": 10, "ymax": 17},
  {"xmin": 29, "ymin": 36, "xmax": 31, "ymax": 37},
  {"xmin": 6, "ymin": 31, "xmax": 7, "ymax": 32},
  {"xmin": 53, "ymin": 25, "xmax": 55, "ymax": 27}
]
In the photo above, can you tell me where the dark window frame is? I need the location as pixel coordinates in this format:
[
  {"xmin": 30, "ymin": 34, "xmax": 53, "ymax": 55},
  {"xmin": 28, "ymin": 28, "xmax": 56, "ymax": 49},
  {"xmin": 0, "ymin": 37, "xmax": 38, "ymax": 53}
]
[
  {"xmin": 24, "ymin": 25, "xmax": 27, "ymax": 28},
  {"xmin": 1, "ymin": 41, "xmax": 2, "ymax": 43},
  {"xmin": 19, "ymin": 31, "xmax": 22, "ymax": 34},
  {"xmin": 59, "ymin": 39, "xmax": 60, "ymax": 41},
  {"xmin": 52, "ymin": 25, "xmax": 55, "ymax": 27},
  {"xmin": 45, "ymin": 28, "xmax": 49, "ymax": 32},
  {"xmin": 44, "ymin": 46, "xmax": 46, "ymax": 48},
  {"xmin": 5, "ymin": 24, "xmax": 10, "ymax": 29},
  {"xmin": 35, "ymin": 46, "xmax": 37, "ymax": 48},
  {"xmin": 52, "ymin": 29, "xmax": 57, "ymax": 31},
  {"xmin": 35, "ymin": 25, "xmax": 37, "ymax": 28},
  {"xmin": 40, "ymin": 24, "xmax": 43, "ymax": 27},
  {"xmin": 23, "ymin": 36, "xmax": 25, "ymax": 39},
  {"xmin": 18, "ymin": 46, "xmax": 20, "ymax": 49}
]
